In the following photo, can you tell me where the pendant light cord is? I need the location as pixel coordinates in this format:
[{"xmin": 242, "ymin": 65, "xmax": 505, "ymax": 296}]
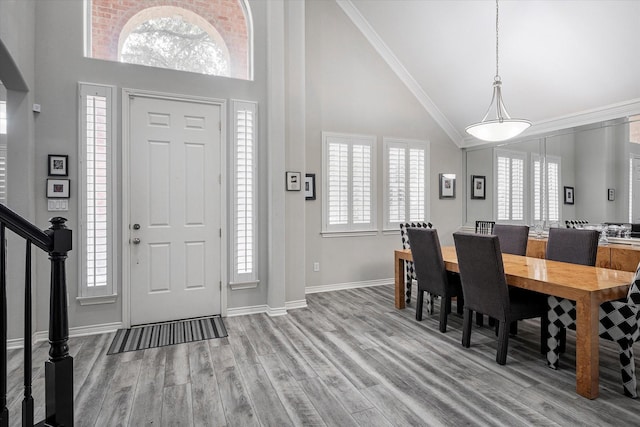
[{"xmin": 495, "ymin": 0, "xmax": 500, "ymax": 80}]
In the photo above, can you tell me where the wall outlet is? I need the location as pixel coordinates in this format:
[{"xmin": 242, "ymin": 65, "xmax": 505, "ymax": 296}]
[{"xmin": 313, "ymin": 262, "xmax": 320, "ymax": 272}]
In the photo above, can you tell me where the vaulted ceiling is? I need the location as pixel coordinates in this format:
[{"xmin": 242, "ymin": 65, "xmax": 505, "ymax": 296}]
[{"xmin": 338, "ymin": 0, "xmax": 640, "ymax": 147}]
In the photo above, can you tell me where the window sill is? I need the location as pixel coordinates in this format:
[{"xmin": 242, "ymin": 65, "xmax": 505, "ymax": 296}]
[
  {"xmin": 76, "ymin": 294, "xmax": 118, "ymax": 306},
  {"xmin": 382, "ymin": 229, "xmax": 401, "ymax": 235},
  {"xmin": 321, "ymin": 230, "xmax": 378, "ymax": 238},
  {"xmin": 229, "ymin": 280, "xmax": 260, "ymax": 291}
]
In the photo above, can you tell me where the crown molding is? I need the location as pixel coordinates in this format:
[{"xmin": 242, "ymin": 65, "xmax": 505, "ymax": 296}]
[{"xmin": 336, "ymin": 0, "xmax": 463, "ymax": 147}]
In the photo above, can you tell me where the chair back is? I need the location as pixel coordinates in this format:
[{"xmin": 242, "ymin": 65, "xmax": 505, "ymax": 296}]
[
  {"xmin": 453, "ymin": 232, "xmax": 510, "ymax": 320},
  {"xmin": 406, "ymin": 228, "xmax": 448, "ymax": 295},
  {"xmin": 545, "ymin": 228, "xmax": 600, "ymax": 266},
  {"xmin": 492, "ymin": 224, "xmax": 529, "ymax": 256},
  {"xmin": 475, "ymin": 220, "xmax": 495, "ymax": 235},
  {"xmin": 399, "ymin": 222, "xmax": 432, "ymax": 250}
]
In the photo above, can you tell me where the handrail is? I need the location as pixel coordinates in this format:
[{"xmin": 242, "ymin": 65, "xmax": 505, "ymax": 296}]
[
  {"xmin": 0, "ymin": 205, "xmax": 50, "ymax": 252},
  {"xmin": 0, "ymin": 203, "xmax": 73, "ymax": 427}
]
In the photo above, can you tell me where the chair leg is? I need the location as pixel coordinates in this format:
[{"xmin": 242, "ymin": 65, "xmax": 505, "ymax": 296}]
[
  {"xmin": 559, "ymin": 327, "xmax": 567, "ymax": 353},
  {"xmin": 462, "ymin": 309, "xmax": 472, "ymax": 348},
  {"xmin": 510, "ymin": 321, "xmax": 518, "ymax": 336},
  {"xmin": 427, "ymin": 293, "xmax": 435, "ymax": 315},
  {"xmin": 444, "ymin": 295, "xmax": 452, "ymax": 315},
  {"xmin": 618, "ymin": 340, "xmax": 637, "ymax": 398},
  {"xmin": 456, "ymin": 294, "xmax": 464, "ymax": 315},
  {"xmin": 476, "ymin": 312, "xmax": 484, "ymax": 327},
  {"xmin": 496, "ymin": 320, "xmax": 510, "ymax": 365},
  {"xmin": 415, "ymin": 290, "xmax": 424, "ymax": 321},
  {"xmin": 439, "ymin": 299, "xmax": 448, "ymax": 333},
  {"xmin": 540, "ymin": 314, "xmax": 549, "ymax": 355},
  {"xmin": 547, "ymin": 321, "xmax": 562, "ymax": 369},
  {"xmin": 488, "ymin": 317, "xmax": 496, "ymax": 327}
]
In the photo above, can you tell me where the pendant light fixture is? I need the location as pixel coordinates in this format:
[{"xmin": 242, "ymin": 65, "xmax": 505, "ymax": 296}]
[{"xmin": 465, "ymin": 0, "xmax": 530, "ymax": 142}]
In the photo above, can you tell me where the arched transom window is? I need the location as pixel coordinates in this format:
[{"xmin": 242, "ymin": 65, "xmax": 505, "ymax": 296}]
[{"xmin": 88, "ymin": 0, "xmax": 252, "ymax": 80}]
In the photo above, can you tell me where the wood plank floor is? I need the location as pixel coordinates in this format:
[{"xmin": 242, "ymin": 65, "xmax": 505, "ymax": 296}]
[{"xmin": 6, "ymin": 284, "xmax": 640, "ymax": 426}]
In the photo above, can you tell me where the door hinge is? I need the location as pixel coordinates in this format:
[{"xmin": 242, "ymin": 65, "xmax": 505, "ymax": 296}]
[
  {"xmin": 219, "ymin": 228, "xmax": 222, "ymax": 237},
  {"xmin": 219, "ymin": 121, "xmax": 221, "ymax": 131},
  {"xmin": 219, "ymin": 281, "xmax": 222, "ymax": 291}
]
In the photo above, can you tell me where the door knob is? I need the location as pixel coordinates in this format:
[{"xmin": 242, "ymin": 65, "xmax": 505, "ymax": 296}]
[
  {"xmin": 133, "ymin": 224, "xmax": 141, "ymax": 230},
  {"xmin": 132, "ymin": 238, "xmax": 141, "ymax": 244}
]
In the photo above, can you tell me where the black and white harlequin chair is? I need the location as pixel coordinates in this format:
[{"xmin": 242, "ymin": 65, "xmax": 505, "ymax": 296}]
[
  {"xmin": 399, "ymin": 222, "xmax": 433, "ymax": 309},
  {"xmin": 547, "ymin": 264, "xmax": 640, "ymax": 397}
]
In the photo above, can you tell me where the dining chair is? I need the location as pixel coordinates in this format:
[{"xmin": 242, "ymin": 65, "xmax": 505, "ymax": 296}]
[
  {"xmin": 475, "ymin": 220, "xmax": 495, "ymax": 235},
  {"xmin": 406, "ymin": 228, "xmax": 464, "ymax": 332},
  {"xmin": 487, "ymin": 224, "xmax": 530, "ymax": 334},
  {"xmin": 548, "ymin": 263, "xmax": 640, "ymax": 397},
  {"xmin": 399, "ymin": 222, "xmax": 433, "ymax": 307},
  {"xmin": 492, "ymin": 224, "xmax": 529, "ymax": 256},
  {"xmin": 453, "ymin": 232, "xmax": 547, "ymax": 365},
  {"xmin": 545, "ymin": 227, "xmax": 600, "ymax": 354}
]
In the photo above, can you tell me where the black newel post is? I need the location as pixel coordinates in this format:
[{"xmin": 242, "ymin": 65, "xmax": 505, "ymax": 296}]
[{"xmin": 44, "ymin": 217, "xmax": 73, "ymax": 427}]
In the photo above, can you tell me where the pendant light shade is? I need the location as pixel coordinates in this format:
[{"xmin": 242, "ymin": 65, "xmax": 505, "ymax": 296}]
[{"xmin": 466, "ymin": 0, "xmax": 530, "ymax": 142}]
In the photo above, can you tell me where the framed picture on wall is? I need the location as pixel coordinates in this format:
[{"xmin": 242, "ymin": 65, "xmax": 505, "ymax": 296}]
[
  {"xmin": 48, "ymin": 154, "xmax": 68, "ymax": 176},
  {"xmin": 439, "ymin": 173, "xmax": 456, "ymax": 199},
  {"xmin": 471, "ymin": 175, "xmax": 486, "ymax": 199},
  {"xmin": 564, "ymin": 186, "xmax": 574, "ymax": 205},
  {"xmin": 608, "ymin": 188, "xmax": 615, "ymax": 201},
  {"xmin": 47, "ymin": 179, "xmax": 70, "ymax": 198},
  {"xmin": 305, "ymin": 173, "xmax": 316, "ymax": 200},
  {"xmin": 286, "ymin": 171, "xmax": 302, "ymax": 191}
]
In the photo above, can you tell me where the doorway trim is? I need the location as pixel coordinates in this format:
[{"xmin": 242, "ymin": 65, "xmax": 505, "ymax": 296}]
[{"xmin": 121, "ymin": 88, "xmax": 228, "ymax": 328}]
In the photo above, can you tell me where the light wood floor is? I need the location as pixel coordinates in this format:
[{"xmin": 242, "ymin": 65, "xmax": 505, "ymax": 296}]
[{"xmin": 5, "ymin": 284, "xmax": 640, "ymax": 426}]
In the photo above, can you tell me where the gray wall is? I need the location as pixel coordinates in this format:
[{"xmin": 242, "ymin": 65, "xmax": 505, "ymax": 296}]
[{"xmin": 304, "ymin": 0, "xmax": 461, "ymax": 288}]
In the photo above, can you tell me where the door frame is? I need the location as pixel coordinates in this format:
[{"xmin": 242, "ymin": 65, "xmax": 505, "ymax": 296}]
[{"xmin": 121, "ymin": 88, "xmax": 228, "ymax": 327}]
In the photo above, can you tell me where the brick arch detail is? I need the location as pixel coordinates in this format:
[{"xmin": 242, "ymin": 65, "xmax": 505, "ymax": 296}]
[{"xmin": 91, "ymin": 0, "xmax": 250, "ymax": 79}]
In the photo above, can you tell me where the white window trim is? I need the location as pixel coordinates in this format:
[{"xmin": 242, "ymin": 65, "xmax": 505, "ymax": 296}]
[
  {"xmin": 77, "ymin": 83, "xmax": 118, "ymax": 304},
  {"xmin": 382, "ymin": 137, "xmax": 430, "ymax": 231},
  {"xmin": 532, "ymin": 154, "xmax": 562, "ymax": 224},
  {"xmin": 321, "ymin": 132, "xmax": 377, "ymax": 236},
  {"xmin": 494, "ymin": 148, "xmax": 528, "ymax": 224},
  {"xmin": 230, "ymin": 100, "xmax": 259, "ymax": 286}
]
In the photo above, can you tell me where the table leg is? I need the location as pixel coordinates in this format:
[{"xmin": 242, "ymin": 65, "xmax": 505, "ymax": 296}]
[
  {"xmin": 575, "ymin": 295, "xmax": 600, "ymax": 399},
  {"xmin": 395, "ymin": 253, "xmax": 405, "ymax": 309}
]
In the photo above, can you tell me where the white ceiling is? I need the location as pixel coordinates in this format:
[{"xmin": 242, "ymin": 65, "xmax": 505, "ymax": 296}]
[{"xmin": 340, "ymin": 0, "xmax": 640, "ymax": 147}]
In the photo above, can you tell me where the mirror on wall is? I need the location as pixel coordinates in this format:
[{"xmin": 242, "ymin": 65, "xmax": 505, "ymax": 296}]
[{"xmin": 464, "ymin": 116, "xmax": 640, "ymax": 235}]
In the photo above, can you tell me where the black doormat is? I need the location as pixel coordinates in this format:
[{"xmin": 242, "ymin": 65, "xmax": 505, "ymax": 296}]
[{"xmin": 107, "ymin": 315, "xmax": 227, "ymax": 355}]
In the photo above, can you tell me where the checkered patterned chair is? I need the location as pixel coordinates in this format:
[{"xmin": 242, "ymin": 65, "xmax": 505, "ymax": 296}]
[
  {"xmin": 547, "ymin": 263, "xmax": 640, "ymax": 397},
  {"xmin": 399, "ymin": 222, "xmax": 433, "ymax": 309}
]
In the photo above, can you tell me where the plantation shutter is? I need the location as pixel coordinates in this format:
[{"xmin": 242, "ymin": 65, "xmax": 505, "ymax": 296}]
[{"xmin": 496, "ymin": 150, "xmax": 525, "ymax": 222}]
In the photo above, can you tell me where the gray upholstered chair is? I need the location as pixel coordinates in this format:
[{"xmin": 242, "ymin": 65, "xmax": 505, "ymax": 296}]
[
  {"xmin": 545, "ymin": 227, "xmax": 600, "ymax": 354},
  {"xmin": 492, "ymin": 224, "xmax": 529, "ymax": 256},
  {"xmin": 545, "ymin": 227, "xmax": 599, "ymax": 266},
  {"xmin": 489, "ymin": 224, "xmax": 530, "ymax": 333},
  {"xmin": 548, "ymin": 264, "xmax": 640, "ymax": 397},
  {"xmin": 453, "ymin": 232, "xmax": 547, "ymax": 365},
  {"xmin": 399, "ymin": 222, "xmax": 433, "ymax": 307},
  {"xmin": 406, "ymin": 228, "xmax": 463, "ymax": 332}
]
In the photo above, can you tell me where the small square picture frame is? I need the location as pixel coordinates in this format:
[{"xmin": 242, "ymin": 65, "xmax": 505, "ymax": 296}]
[
  {"xmin": 564, "ymin": 186, "xmax": 574, "ymax": 205},
  {"xmin": 471, "ymin": 175, "xmax": 486, "ymax": 200},
  {"xmin": 286, "ymin": 171, "xmax": 302, "ymax": 191},
  {"xmin": 48, "ymin": 154, "xmax": 69, "ymax": 177},
  {"xmin": 305, "ymin": 173, "xmax": 316, "ymax": 200},
  {"xmin": 47, "ymin": 179, "xmax": 70, "ymax": 199}
]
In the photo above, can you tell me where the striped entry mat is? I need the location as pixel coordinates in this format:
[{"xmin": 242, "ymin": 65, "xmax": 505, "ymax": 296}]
[{"xmin": 107, "ymin": 315, "xmax": 227, "ymax": 355}]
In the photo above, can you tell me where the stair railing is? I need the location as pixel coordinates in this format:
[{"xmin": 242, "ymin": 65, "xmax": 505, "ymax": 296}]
[{"xmin": 0, "ymin": 204, "xmax": 73, "ymax": 427}]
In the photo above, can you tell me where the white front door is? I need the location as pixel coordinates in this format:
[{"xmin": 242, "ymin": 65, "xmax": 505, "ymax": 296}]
[{"xmin": 129, "ymin": 95, "xmax": 222, "ymax": 325}]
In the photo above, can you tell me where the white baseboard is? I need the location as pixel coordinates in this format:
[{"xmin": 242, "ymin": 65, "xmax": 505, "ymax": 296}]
[
  {"xmin": 285, "ymin": 299, "xmax": 307, "ymax": 310},
  {"xmin": 8, "ymin": 322, "xmax": 123, "ymax": 350},
  {"xmin": 305, "ymin": 278, "xmax": 392, "ymax": 294}
]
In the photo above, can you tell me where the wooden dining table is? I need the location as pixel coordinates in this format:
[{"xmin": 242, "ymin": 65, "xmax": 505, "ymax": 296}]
[{"xmin": 394, "ymin": 246, "xmax": 634, "ymax": 399}]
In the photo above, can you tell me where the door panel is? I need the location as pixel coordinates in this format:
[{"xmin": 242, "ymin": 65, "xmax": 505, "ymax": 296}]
[{"xmin": 129, "ymin": 96, "xmax": 221, "ymax": 325}]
